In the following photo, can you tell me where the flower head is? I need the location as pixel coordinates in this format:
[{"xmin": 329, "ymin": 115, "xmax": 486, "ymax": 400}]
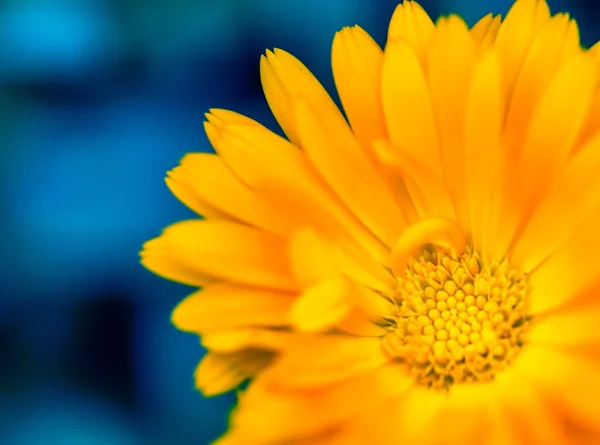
[{"xmin": 141, "ymin": 0, "xmax": 600, "ymax": 443}]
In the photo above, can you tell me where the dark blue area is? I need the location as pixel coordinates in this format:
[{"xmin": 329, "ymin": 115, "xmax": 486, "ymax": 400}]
[{"xmin": 1, "ymin": 0, "xmax": 599, "ymax": 444}]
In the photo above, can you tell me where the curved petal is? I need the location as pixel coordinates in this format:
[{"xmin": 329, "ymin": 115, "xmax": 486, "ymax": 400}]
[
  {"xmin": 172, "ymin": 283, "xmax": 295, "ymax": 334},
  {"xmin": 194, "ymin": 350, "xmax": 275, "ymax": 396},
  {"xmin": 141, "ymin": 220, "xmax": 299, "ymax": 291},
  {"xmin": 332, "ymin": 26, "xmax": 386, "ymax": 150},
  {"xmin": 464, "ymin": 50, "xmax": 504, "ymax": 259},
  {"xmin": 382, "ymin": 39, "xmax": 441, "ymax": 178},
  {"xmin": 386, "ymin": 1, "xmax": 434, "ymax": 64},
  {"xmin": 427, "ymin": 16, "xmax": 477, "ymax": 233},
  {"xmin": 511, "ymin": 133, "xmax": 600, "ymax": 272}
]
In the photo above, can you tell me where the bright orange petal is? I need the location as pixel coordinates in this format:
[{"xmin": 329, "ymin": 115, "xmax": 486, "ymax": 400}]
[
  {"xmin": 382, "ymin": 38, "xmax": 442, "ymax": 178},
  {"xmin": 427, "ymin": 16, "xmax": 476, "ymax": 233},
  {"xmin": 494, "ymin": 0, "xmax": 551, "ymax": 99},
  {"xmin": 464, "ymin": 50, "xmax": 504, "ymax": 259},
  {"xmin": 511, "ymin": 133, "xmax": 600, "ymax": 272},
  {"xmin": 194, "ymin": 350, "xmax": 275, "ymax": 396},
  {"xmin": 332, "ymin": 26, "xmax": 386, "ymax": 150},
  {"xmin": 171, "ymin": 283, "xmax": 295, "ymax": 334},
  {"xmin": 142, "ymin": 220, "xmax": 299, "ymax": 291},
  {"xmin": 387, "ymin": 0, "xmax": 434, "ymax": 64}
]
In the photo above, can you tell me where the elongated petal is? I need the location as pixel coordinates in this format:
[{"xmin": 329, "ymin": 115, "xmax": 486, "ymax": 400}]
[
  {"xmin": 464, "ymin": 50, "xmax": 504, "ymax": 259},
  {"xmin": 332, "ymin": 26, "xmax": 386, "ymax": 149},
  {"xmin": 172, "ymin": 283, "xmax": 295, "ymax": 334},
  {"xmin": 382, "ymin": 39, "xmax": 441, "ymax": 178},
  {"xmin": 512, "ymin": 134, "xmax": 600, "ymax": 272},
  {"xmin": 195, "ymin": 350, "xmax": 275, "ymax": 396},
  {"xmin": 427, "ymin": 16, "xmax": 476, "ymax": 233},
  {"xmin": 387, "ymin": 1, "xmax": 434, "ymax": 64},
  {"xmin": 142, "ymin": 220, "xmax": 299, "ymax": 291}
]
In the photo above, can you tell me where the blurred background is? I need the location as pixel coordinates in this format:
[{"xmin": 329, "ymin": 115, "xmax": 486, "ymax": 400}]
[{"xmin": 0, "ymin": 0, "xmax": 597, "ymax": 443}]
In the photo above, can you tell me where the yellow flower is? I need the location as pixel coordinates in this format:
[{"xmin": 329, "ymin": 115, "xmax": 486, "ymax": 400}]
[{"xmin": 141, "ymin": 0, "xmax": 600, "ymax": 443}]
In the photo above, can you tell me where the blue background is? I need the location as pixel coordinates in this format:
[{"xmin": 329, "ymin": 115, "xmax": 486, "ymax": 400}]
[{"xmin": 0, "ymin": 0, "xmax": 597, "ymax": 444}]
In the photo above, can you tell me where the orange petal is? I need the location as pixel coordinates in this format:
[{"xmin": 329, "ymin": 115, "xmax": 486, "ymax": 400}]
[
  {"xmin": 194, "ymin": 350, "xmax": 275, "ymax": 396},
  {"xmin": 427, "ymin": 16, "xmax": 477, "ymax": 233},
  {"xmin": 293, "ymin": 98, "xmax": 406, "ymax": 246},
  {"xmin": 168, "ymin": 153, "xmax": 300, "ymax": 237},
  {"xmin": 512, "ymin": 344, "xmax": 600, "ymax": 436},
  {"xmin": 471, "ymin": 14, "xmax": 502, "ymax": 52},
  {"xmin": 502, "ymin": 51, "xmax": 596, "ymax": 259},
  {"xmin": 527, "ymin": 304, "xmax": 600, "ymax": 349},
  {"xmin": 165, "ymin": 176, "xmax": 232, "ymax": 221},
  {"xmin": 490, "ymin": 366, "xmax": 568, "ymax": 445},
  {"xmin": 528, "ymin": 206, "xmax": 600, "ymax": 314},
  {"xmin": 382, "ymin": 39, "xmax": 441, "ymax": 178},
  {"xmin": 260, "ymin": 335, "xmax": 387, "ymax": 388},
  {"xmin": 332, "ymin": 26, "xmax": 386, "ymax": 150},
  {"xmin": 511, "ymin": 133, "xmax": 600, "ymax": 272},
  {"xmin": 141, "ymin": 220, "xmax": 299, "ymax": 291},
  {"xmin": 464, "ymin": 50, "xmax": 504, "ymax": 259},
  {"xmin": 372, "ymin": 139, "xmax": 454, "ymax": 219},
  {"xmin": 290, "ymin": 278, "xmax": 352, "ymax": 332},
  {"xmin": 171, "ymin": 283, "xmax": 295, "ymax": 334},
  {"xmin": 494, "ymin": 0, "xmax": 551, "ymax": 99},
  {"xmin": 230, "ymin": 364, "xmax": 408, "ymax": 442},
  {"xmin": 386, "ymin": 0, "xmax": 434, "ymax": 64},
  {"xmin": 139, "ymin": 250, "xmax": 217, "ymax": 288},
  {"xmin": 288, "ymin": 226, "xmax": 395, "ymax": 294},
  {"xmin": 390, "ymin": 218, "xmax": 466, "ymax": 277},
  {"xmin": 503, "ymin": 14, "xmax": 581, "ymax": 169}
]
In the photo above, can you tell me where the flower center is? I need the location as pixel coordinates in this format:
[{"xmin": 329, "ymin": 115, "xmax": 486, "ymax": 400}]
[{"xmin": 382, "ymin": 247, "xmax": 532, "ymax": 390}]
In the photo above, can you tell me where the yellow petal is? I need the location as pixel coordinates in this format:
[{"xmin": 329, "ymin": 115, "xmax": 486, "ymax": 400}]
[
  {"xmin": 171, "ymin": 283, "xmax": 295, "ymax": 334},
  {"xmin": 382, "ymin": 39, "xmax": 442, "ymax": 178},
  {"xmin": 471, "ymin": 14, "xmax": 502, "ymax": 51},
  {"xmin": 142, "ymin": 220, "xmax": 299, "ymax": 291},
  {"xmin": 290, "ymin": 278, "xmax": 352, "ymax": 332},
  {"xmin": 165, "ymin": 176, "xmax": 232, "ymax": 221},
  {"xmin": 386, "ymin": 0, "xmax": 434, "ymax": 64},
  {"xmin": 293, "ymin": 99, "xmax": 406, "ymax": 246},
  {"xmin": 512, "ymin": 50, "xmax": 595, "ymax": 223},
  {"xmin": 495, "ymin": 0, "xmax": 551, "ymax": 99},
  {"xmin": 390, "ymin": 218, "xmax": 466, "ymax": 277},
  {"xmin": 464, "ymin": 50, "xmax": 504, "ymax": 259},
  {"xmin": 261, "ymin": 336, "xmax": 387, "ymax": 388},
  {"xmin": 511, "ymin": 134, "xmax": 600, "ymax": 272},
  {"xmin": 231, "ymin": 364, "xmax": 407, "ymax": 442},
  {"xmin": 430, "ymin": 384, "xmax": 495, "ymax": 444},
  {"xmin": 513, "ymin": 344, "xmax": 600, "ymax": 435},
  {"xmin": 427, "ymin": 16, "xmax": 476, "ymax": 233},
  {"xmin": 528, "ymin": 206, "xmax": 600, "ymax": 314},
  {"xmin": 491, "ymin": 366, "xmax": 568, "ymax": 444},
  {"xmin": 206, "ymin": 111, "xmax": 317, "ymax": 190},
  {"xmin": 205, "ymin": 115, "xmax": 392, "ymax": 270},
  {"xmin": 194, "ymin": 350, "xmax": 275, "ymax": 396},
  {"xmin": 372, "ymin": 139, "xmax": 454, "ymax": 219},
  {"xmin": 576, "ymin": 89, "xmax": 600, "ymax": 148},
  {"xmin": 260, "ymin": 52, "xmax": 300, "ymax": 145},
  {"xmin": 288, "ymin": 226, "xmax": 395, "ymax": 293},
  {"xmin": 336, "ymin": 306, "xmax": 389, "ymax": 337},
  {"xmin": 503, "ymin": 15, "xmax": 581, "ymax": 169},
  {"xmin": 394, "ymin": 386, "xmax": 446, "ymax": 443},
  {"xmin": 331, "ymin": 26, "xmax": 419, "ymax": 225},
  {"xmin": 168, "ymin": 153, "xmax": 299, "ymax": 237},
  {"xmin": 139, "ymin": 250, "xmax": 217, "ymax": 287},
  {"xmin": 259, "ymin": 48, "xmax": 408, "ymax": 246},
  {"xmin": 332, "ymin": 26, "xmax": 386, "ymax": 150},
  {"xmin": 527, "ymin": 304, "xmax": 600, "ymax": 349},
  {"xmin": 201, "ymin": 328, "xmax": 298, "ymax": 353}
]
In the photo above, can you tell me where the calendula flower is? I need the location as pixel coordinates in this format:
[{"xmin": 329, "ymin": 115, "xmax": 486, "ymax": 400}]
[{"xmin": 141, "ymin": 0, "xmax": 600, "ymax": 443}]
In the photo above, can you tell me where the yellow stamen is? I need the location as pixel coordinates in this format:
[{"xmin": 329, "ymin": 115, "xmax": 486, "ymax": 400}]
[{"xmin": 383, "ymin": 246, "xmax": 531, "ymax": 390}]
